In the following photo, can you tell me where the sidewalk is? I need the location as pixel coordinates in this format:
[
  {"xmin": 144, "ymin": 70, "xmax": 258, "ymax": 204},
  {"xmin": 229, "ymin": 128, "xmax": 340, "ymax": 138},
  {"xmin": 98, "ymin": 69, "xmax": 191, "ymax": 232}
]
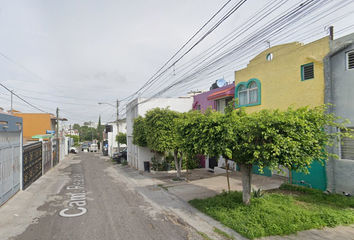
[
  {"xmin": 133, "ymin": 166, "xmax": 354, "ymax": 240},
  {"xmin": 143, "ymin": 169, "xmax": 284, "ymax": 201}
]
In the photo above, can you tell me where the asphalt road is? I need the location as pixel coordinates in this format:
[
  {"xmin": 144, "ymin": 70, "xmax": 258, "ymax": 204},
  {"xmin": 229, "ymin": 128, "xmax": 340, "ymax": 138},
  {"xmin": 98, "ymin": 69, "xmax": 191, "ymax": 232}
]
[{"xmin": 11, "ymin": 152, "xmax": 199, "ymax": 240}]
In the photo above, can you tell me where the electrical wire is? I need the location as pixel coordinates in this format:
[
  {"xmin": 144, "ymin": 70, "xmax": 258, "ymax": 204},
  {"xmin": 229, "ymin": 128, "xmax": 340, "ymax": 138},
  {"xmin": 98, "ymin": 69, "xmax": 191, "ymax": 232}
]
[{"xmin": 0, "ymin": 83, "xmax": 48, "ymax": 113}]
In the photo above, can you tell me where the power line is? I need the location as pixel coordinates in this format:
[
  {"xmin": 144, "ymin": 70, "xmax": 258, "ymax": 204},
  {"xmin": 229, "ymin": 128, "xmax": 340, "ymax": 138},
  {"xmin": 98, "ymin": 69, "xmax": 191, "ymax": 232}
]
[{"xmin": 0, "ymin": 83, "xmax": 48, "ymax": 113}]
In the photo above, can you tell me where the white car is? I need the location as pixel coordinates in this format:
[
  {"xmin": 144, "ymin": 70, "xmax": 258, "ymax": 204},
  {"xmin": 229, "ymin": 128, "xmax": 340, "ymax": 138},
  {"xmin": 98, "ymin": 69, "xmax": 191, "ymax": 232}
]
[
  {"xmin": 70, "ymin": 147, "xmax": 78, "ymax": 154},
  {"xmin": 90, "ymin": 144, "xmax": 98, "ymax": 152}
]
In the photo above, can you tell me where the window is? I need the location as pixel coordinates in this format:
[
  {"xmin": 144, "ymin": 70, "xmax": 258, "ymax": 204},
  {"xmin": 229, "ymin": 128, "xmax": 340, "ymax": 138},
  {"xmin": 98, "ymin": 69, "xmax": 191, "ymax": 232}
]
[
  {"xmin": 196, "ymin": 105, "xmax": 201, "ymax": 110},
  {"xmin": 216, "ymin": 97, "xmax": 232, "ymax": 113},
  {"xmin": 301, "ymin": 62, "xmax": 314, "ymax": 81},
  {"xmin": 235, "ymin": 79, "xmax": 261, "ymax": 107},
  {"xmin": 341, "ymin": 127, "xmax": 354, "ymax": 160},
  {"xmin": 347, "ymin": 50, "xmax": 354, "ymax": 70}
]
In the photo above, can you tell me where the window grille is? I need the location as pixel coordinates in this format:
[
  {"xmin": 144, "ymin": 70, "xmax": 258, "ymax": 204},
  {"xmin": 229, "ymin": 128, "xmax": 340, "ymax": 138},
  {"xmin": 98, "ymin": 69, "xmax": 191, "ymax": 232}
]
[
  {"xmin": 301, "ymin": 63, "xmax": 314, "ymax": 81},
  {"xmin": 347, "ymin": 50, "xmax": 354, "ymax": 70},
  {"xmin": 341, "ymin": 127, "xmax": 354, "ymax": 160}
]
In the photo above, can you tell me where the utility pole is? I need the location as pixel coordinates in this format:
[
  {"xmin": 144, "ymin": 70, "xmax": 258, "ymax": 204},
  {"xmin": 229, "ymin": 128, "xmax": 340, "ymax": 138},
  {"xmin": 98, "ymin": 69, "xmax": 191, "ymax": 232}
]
[
  {"xmin": 69, "ymin": 124, "xmax": 71, "ymax": 151},
  {"xmin": 56, "ymin": 107, "xmax": 60, "ymax": 162},
  {"xmin": 116, "ymin": 99, "xmax": 120, "ymax": 151},
  {"xmin": 11, "ymin": 90, "xmax": 13, "ymax": 115}
]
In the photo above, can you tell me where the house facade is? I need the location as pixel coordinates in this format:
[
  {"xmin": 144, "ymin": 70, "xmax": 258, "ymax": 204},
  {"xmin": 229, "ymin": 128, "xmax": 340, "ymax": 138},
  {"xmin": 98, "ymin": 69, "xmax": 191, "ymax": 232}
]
[
  {"xmin": 126, "ymin": 97, "xmax": 193, "ymax": 171},
  {"xmin": 233, "ymin": 36, "xmax": 330, "ymax": 190},
  {"xmin": 12, "ymin": 112, "xmax": 66, "ymax": 142},
  {"xmin": 324, "ymin": 33, "xmax": 354, "ymax": 195},
  {"xmin": 104, "ymin": 119, "xmax": 127, "ymax": 157}
]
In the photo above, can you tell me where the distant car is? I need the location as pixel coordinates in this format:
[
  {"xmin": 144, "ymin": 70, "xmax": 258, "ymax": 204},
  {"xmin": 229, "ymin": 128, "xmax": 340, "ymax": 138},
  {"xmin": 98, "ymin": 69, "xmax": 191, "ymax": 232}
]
[
  {"xmin": 82, "ymin": 143, "xmax": 89, "ymax": 152},
  {"xmin": 113, "ymin": 148, "xmax": 127, "ymax": 163},
  {"xmin": 90, "ymin": 144, "xmax": 98, "ymax": 152},
  {"xmin": 70, "ymin": 147, "xmax": 78, "ymax": 154}
]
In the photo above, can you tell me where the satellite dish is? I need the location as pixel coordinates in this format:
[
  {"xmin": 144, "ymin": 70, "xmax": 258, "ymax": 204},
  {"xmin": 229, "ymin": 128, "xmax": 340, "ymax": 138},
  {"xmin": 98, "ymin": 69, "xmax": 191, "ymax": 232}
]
[{"xmin": 216, "ymin": 79, "xmax": 227, "ymax": 87}]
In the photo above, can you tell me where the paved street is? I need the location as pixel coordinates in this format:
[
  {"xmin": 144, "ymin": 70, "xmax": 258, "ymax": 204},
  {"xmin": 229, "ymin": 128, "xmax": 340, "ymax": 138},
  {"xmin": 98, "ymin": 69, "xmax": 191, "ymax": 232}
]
[
  {"xmin": 2, "ymin": 151, "xmax": 354, "ymax": 240},
  {"xmin": 0, "ymin": 152, "xmax": 208, "ymax": 240}
]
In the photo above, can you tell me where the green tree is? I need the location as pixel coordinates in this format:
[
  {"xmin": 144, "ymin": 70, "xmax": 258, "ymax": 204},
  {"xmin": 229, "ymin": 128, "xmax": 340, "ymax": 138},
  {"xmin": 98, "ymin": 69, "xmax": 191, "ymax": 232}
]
[
  {"xmin": 116, "ymin": 132, "xmax": 127, "ymax": 145},
  {"xmin": 224, "ymin": 104, "xmax": 351, "ymax": 205},
  {"xmin": 79, "ymin": 126, "xmax": 97, "ymax": 142},
  {"xmin": 132, "ymin": 116, "xmax": 147, "ymax": 147},
  {"xmin": 176, "ymin": 108, "xmax": 225, "ymax": 181},
  {"xmin": 177, "ymin": 103, "xmax": 351, "ymax": 205},
  {"xmin": 72, "ymin": 123, "xmax": 80, "ymax": 130},
  {"xmin": 143, "ymin": 107, "xmax": 187, "ymax": 179},
  {"xmin": 66, "ymin": 135, "xmax": 79, "ymax": 144},
  {"xmin": 97, "ymin": 115, "xmax": 104, "ymax": 141}
]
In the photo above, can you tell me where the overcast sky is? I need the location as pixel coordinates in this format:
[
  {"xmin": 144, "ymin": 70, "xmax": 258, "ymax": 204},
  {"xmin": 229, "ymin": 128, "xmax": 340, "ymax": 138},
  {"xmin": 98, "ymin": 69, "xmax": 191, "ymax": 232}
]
[{"xmin": 1, "ymin": 0, "xmax": 354, "ymax": 125}]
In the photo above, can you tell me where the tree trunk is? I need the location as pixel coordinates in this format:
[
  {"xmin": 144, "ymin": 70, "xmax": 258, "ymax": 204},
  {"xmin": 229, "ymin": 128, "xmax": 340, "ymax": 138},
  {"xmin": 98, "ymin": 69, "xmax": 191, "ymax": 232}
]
[
  {"xmin": 178, "ymin": 152, "xmax": 182, "ymax": 178},
  {"xmin": 186, "ymin": 153, "xmax": 189, "ymax": 181},
  {"xmin": 225, "ymin": 158, "xmax": 230, "ymax": 192},
  {"xmin": 239, "ymin": 163, "xmax": 253, "ymax": 205},
  {"xmin": 174, "ymin": 151, "xmax": 181, "ymax": 179}
]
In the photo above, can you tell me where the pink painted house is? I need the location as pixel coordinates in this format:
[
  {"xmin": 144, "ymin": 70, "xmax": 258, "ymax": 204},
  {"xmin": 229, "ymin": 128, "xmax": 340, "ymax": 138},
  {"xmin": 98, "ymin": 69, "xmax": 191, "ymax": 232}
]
[{"xmin": 193, "ymin": 84, "xmax": 235, "ymax": 113}]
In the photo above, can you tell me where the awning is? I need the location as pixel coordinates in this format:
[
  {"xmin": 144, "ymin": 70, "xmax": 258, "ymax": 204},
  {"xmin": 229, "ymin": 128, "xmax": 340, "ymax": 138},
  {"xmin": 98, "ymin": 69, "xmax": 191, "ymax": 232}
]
[
  {"xmin": 32, "ymin": 134, "xmax": 54, "ymax": 139},
  {"xmin": 207, "ymin": 86, "xmax": 235, "ymax": 101}
]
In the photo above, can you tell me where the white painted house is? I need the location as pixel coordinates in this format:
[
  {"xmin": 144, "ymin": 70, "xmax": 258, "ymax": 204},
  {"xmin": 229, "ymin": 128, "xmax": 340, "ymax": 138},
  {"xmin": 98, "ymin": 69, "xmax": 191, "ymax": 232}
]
[
  {"xmin": 126, "ymin": 97, "xmax": 193, "ymax": 171},
  {"xmin": 105, "ymin": 120, "xmax": 127, "ymax": 157}
]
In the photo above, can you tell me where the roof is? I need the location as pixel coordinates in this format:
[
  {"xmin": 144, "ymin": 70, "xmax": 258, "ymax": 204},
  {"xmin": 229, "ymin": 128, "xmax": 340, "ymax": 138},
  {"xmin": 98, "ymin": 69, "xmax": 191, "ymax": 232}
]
[{"xmin": 207, "ymin": 86, "xmax": 235, "ymax": 101}]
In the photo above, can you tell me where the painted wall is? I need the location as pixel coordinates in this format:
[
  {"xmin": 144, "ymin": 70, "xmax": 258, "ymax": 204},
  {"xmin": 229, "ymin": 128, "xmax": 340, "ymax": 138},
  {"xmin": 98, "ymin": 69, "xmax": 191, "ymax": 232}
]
[
  {"xmin": 126, "ymin": 97, "xmax": 193, "ymax": 171},
  {"xmin": 193, "ymin": 84, "xmax": 234, "ymax": 111},
  {"xmin": 13, "ymin": 113, "xmax": 53, "ymax": 141},
  {"xmin": 233, "ymin": 37, "xmax": 330, "ymax": 184},
  {"xmin": 325, "ymin": 33, "xmax": 354, "ymax": 195},
  {"xmin": 234, "ymin": 37, "xmax": 330, "ymax": 113}
]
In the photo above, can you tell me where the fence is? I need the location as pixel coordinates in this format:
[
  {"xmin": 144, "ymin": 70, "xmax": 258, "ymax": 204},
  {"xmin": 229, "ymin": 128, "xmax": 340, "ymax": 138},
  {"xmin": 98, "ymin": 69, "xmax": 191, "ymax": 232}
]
[
  {"xmin": 23, "ymin": 142, "xmax": 42, "ymax": 190},
  {"xmin": 42, "ymin": 140, "xmax": 52, "ymax": 174}
]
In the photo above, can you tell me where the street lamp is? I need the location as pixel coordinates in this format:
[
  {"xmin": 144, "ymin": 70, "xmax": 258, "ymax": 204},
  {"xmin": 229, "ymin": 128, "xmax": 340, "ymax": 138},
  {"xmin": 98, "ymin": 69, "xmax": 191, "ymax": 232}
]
[{"xmin": 98, "ymin": 99, "xmax": 120, "ymax": 151}]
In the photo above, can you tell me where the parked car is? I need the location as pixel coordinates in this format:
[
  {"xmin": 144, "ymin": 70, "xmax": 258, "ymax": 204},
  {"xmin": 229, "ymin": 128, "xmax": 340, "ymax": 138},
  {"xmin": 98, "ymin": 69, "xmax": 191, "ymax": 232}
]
[
  {"xmin": 113, "ymin": 148, "xmax": 127, "ymax": 163},
  {"xmin": 70, "ymin": 147, "xmax": 78, "ymax": 154},
  {"xmin": 82, "ymin": 143, "xmax": 89, "ymax": 152},
  {"xmin": 90, "ymin": 144, "xmax": 98, "ymax": 152}
]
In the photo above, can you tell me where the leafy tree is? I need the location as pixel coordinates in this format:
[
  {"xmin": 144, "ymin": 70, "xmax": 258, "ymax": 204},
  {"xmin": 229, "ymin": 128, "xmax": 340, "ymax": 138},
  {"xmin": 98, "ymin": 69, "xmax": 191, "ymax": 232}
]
[
  {"xmin": 97, "ymin": 115, "xmax": 104, "ymax": 141},
  {"xmin": 66, "ymin": 135, "xmax": 79, "ymax": 143},
  {"xmin": 72, "ymin": 124, "xmax": 80, "ymax": 130},
  {"xmin": 83, "ymin": 121, "xmax": 92, "ymax": 126},
  {"xmin": 177, "ymin": 103, "xmax": 351, "ymax": 205},
  {"xmin": 132, "ymin": 116, "xmax": 147, "ymax": 147},
  {"xmin": 78, "ymin": 126, "xmax": 97, "ymax": 142},
  {"xmin": 144, "ymin": 107, "xmax": 184, "ymax": 179},
  {"xmin": 223, "ymin": 104, "xmax": 351, "ymax": 205},
  {"xmin": 176, "ymin": 108, "xmax": 227, "ymax": 182},
  {"xmin": 116, "ymin": 132, "xmax": 127, "ymax": 145}
]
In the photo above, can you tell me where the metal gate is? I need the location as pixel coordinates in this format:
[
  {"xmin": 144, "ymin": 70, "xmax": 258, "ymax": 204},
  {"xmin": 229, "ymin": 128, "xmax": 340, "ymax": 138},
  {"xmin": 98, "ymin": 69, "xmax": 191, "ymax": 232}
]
[
  {"xmin": 43, "ymin": 140, "xmax": 52, "ymax": 174},
  {"xmin": 0, "ymin": 114, "xmax": 22, "ymax": 207},
  {"xmin": 23, "ymin": 142, "xmax": 42, "ymax": 190}
]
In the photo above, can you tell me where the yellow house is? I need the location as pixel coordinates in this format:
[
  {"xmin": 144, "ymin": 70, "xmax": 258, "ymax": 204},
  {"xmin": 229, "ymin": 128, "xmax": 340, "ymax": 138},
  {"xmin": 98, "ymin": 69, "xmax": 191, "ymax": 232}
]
[
  {"xmin": 234, "ymin": 36, "xmax": 330, "ymax": 113},
  {"xmin": 233, "ymin": 36, "xmax": 330, "ymax": 190},
  {"xmin": 13, "ymin": 112, "xmax": 60, "ymax": 141}
]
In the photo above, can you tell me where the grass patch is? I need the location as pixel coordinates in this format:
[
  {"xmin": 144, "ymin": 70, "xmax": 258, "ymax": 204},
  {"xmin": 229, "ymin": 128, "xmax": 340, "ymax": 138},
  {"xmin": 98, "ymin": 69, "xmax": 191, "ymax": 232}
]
[
  {"xmin": 189, "ymin": 183, "xmax": 354, "ymax": 240},
  {"xmin": 196, "ymin": 231, "xmax": 212, "ymax": 240},
  {"xmin": 213, "ymin": 227, "xmax": 235, "ymax": 239}
]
